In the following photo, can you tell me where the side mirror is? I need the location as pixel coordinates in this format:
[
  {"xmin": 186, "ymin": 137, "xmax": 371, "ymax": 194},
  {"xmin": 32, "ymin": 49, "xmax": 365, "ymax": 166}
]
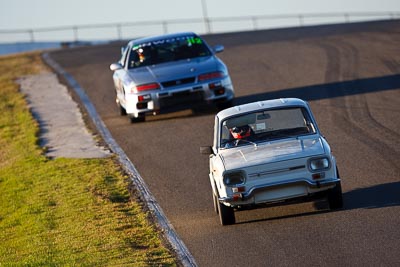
[
  {"xmin": 213, "ymin": 45, "xmax": 224, "ymax": 53},
  {"xmin": 200, "ymin": 146, "xmax": 213, "ymax": 155},
  {"xmin": 110, "ymin": 63, "xmax": 123, "ymax": 71}
]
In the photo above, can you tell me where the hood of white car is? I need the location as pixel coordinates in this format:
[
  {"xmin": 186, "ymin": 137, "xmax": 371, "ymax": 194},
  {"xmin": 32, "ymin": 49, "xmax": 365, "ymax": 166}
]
[
  {"xmin": 220, "ymin": 136, "xmax": 326, "ymax": 170},
  {"xmin": 127, "ymin": 56, "xmax": 219, "ymax": 84}
]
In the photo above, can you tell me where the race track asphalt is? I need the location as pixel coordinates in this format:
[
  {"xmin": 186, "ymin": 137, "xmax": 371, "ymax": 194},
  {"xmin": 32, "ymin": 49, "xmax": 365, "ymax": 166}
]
[{"xmin": 50, "ymin": 20, "xmax": 400, "ymax": 266}]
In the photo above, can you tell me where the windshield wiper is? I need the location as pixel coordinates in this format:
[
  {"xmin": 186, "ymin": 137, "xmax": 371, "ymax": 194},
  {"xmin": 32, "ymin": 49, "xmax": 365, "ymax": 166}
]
[
  {"xmin": 234, "ymin": 139, "xmax": 258, "ymax": 148},
  {"xmin": 220, "ymin": 139, "xmax": 258, "ymax": 149}
]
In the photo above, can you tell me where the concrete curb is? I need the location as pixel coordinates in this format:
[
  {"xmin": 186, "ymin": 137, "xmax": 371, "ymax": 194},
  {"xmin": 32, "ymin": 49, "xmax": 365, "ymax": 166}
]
[
  {"xmin": 42, "ymin": 52, "xmax": 197, "ymax": 267},
  {"xmin": 18, "ymin": 72, "xmax": 110, "ymax": 159}
]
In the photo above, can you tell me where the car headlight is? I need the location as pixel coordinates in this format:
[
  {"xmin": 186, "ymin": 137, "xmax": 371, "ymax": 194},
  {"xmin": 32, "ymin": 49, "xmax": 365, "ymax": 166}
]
[
  {"xmin": 223, "ymin": 171, "xmax": 246, "ymax": 186},
  {"xmin": 308, "ymin": 157, "xmax": 330, "ymax": 171}
]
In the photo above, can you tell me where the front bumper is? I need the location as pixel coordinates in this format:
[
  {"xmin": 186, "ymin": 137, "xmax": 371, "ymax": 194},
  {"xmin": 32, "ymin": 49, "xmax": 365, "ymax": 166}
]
[
  {"xmin": 219, "ymin": 177, "xmax": 340, "ymax": 204},
  {"xmin": 125, "ymin": 77, "xmax": 234, "ymax": 118}
]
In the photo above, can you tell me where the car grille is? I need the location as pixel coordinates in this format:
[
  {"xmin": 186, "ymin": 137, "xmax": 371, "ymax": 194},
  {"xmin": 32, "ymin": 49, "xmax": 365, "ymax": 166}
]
[
  {"xmin": 161, "ymin": 77, "xmax": 196, "ymax": 88},
  {"xmin": 159, "ymin": 90, "xmax": 204, "ymax": 108},
  {"xmin": 248, "ymin": 165, "xmax": 306, "ymax": 180}
]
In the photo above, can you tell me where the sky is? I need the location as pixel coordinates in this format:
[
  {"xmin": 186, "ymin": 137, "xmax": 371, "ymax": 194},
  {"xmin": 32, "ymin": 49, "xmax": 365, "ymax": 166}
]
[{"xmin": 0, "ymin": 0, "xmax": 399, "ymax": 42}]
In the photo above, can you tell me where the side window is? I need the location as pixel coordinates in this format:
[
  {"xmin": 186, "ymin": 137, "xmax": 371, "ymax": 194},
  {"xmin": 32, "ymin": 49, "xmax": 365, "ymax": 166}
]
[
  {"xmin": 119, "ymin": 45, "xmax": 129, "ymax": 67},
  {"xmin": 213, "ymin": 116, "xmax": 219, "ymax": 149}
]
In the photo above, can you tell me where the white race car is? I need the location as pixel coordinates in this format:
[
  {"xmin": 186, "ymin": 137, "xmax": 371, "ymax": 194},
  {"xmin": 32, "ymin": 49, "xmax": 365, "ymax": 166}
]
[{"xmin": 201, "ymin": 98, "xmax": 343, "ymax": 225}]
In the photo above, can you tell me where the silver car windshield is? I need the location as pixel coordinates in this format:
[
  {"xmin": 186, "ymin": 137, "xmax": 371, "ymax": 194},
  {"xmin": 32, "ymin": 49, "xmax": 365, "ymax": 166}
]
[
  {"xmin": 127, "ymin": 36, "xmax": 212, "ymax": 69},
  {"xmin": 220, "ymin": 107, "xmax": 316, "ymax": 149}
]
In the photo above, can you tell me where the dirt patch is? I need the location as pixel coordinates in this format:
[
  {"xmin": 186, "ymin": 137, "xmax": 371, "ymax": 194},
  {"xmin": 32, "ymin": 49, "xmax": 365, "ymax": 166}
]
[{"xmin": 18, "ymin": 72, "xmax": 110, "ymax": 158}]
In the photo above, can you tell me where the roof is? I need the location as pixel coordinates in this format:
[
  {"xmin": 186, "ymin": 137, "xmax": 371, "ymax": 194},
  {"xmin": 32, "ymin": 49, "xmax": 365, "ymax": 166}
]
[{"xmin": 217, "ymin": 98, "xmax": 309, "ymax": 121}]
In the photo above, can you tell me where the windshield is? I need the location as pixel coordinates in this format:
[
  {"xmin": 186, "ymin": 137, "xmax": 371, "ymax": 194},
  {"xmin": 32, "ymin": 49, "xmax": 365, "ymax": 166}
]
[
  {"xmin": 220, "ymin": 107, "xmax": 316, "ymax": 148},
  {"xmin": 127, "ymin": 35, "xmax": 212, "ymax": 69}
]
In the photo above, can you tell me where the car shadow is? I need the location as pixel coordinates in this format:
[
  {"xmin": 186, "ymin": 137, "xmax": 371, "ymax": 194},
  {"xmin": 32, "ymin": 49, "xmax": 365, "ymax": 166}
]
[
  {"xmin": 140, "ymin": 73, "xmax": 400, "ymax": 124},
  {"xmin": 235, "ymin": 181, "xmax": 400, "ymax": 225},
  {"xmin": 138, "ymin": 103, "xmax": 221, "ymax": 124},
  {"xmin": 342, "ymin": 181, "xmax": 400, "ymax": 210},
  {"xmin": 233, "ymin": 74, "xmax": 400, "ymax": 106}
]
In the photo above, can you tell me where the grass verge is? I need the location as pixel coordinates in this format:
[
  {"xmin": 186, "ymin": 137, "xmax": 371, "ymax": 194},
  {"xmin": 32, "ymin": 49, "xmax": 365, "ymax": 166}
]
[{"xmin": 0, "ymin": 52, "xmax": 176, "ymax": 266}]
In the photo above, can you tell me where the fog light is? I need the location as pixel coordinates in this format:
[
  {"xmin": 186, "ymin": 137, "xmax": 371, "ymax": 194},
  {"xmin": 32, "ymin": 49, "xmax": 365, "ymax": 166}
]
[
  {"xmin": 232, "ymin": 193, "xmax": 242, "ymax": 201},
  {"xmin": 209, "ymin": 82, "xmax": 222, "ymax": 89},
  {"xmin": 136, "ymin": 102, "xmax": 148, "ymax": 109},
  {"xmin": 232, "ymin": 186, "xmax": 245, "ymax": 193},
  {"xmin": 312, "ymin": 172, "xmax": 325, "ymax": 180},
  {"xmin": 214, "ymin": 88, "xmax": 225, "ymax": 96}
]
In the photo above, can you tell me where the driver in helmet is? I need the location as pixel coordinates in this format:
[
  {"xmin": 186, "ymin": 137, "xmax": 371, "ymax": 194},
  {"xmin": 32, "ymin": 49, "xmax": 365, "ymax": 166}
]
[
  {"xmin": 230, "ymin": 125, "xmax": 252, "ymax": 139},
  {"xmin": 221, "ymin": 124, "xmax": 255, "ymax": 148}
]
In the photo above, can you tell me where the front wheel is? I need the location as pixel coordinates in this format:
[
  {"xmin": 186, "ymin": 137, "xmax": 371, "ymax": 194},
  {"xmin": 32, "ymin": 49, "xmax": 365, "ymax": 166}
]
[
  {"xmin": 130, "ymin": 116, "xmax": 145, "ymax": 123},
  {"xmin": 328, "ymin": 167, "xmax": 343, "ymax": 209},
  {"xmin": 217, "ymin": 201, "xmax": 235, "ymax": 225},
  {"xmin": 328, "ymin": 182, "xmax": 343, "ymax": 209},
  {"xmin": 212, "ymin": 192, "xmax": 219, "ymax": 214},
  {"xmin": 118, "ymin": 102, "xmax": 127, "ymax": 116}
]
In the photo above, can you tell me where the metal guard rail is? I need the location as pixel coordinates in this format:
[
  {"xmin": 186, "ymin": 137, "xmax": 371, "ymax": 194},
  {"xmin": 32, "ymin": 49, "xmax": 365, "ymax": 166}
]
[{"xmin": 1, "ymin": 12, "xmax": 399, "ymax": 43}]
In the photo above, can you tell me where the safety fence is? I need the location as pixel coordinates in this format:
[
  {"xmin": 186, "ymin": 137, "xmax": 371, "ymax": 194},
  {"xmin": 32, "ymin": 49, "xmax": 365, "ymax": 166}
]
[{"xmin": 1, "ymin": 12, "xmax": 399, "ymax": 43}]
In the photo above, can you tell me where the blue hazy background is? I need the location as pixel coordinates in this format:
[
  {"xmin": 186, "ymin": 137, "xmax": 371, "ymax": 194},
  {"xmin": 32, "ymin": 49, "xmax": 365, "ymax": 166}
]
[{"xmin": 0, "ymin": 0, "xmax": 399, "ymax": 54}]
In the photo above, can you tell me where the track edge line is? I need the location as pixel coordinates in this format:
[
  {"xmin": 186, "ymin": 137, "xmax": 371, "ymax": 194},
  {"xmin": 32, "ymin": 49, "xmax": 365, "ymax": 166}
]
[{"xmin": 42, "ymin": 52, "xmax": 197, "ymax": 267}]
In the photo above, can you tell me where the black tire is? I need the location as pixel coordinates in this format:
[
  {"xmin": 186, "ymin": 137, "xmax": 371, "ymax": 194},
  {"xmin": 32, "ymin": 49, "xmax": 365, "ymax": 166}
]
[
  {"xmin": 328, "ymin": 167, "xmax": 343, "ymax": 209},
  {"xmin": 116, "ymin": 92, "xmax": 127, "ymax": 116},
  {"xmin": 130, "ymin": 116, "xmax": 145, "ymax": 123},
  {"xmin": 213, "ymin": 192, "xmax": 219, "ymax": 214},
  {"xmin": 118, "ymin": 102, "xmax": 127, "ymax": 116},
  {"xmin": 217, "ymin": 201, "xmax": 235, "ymax": 225}
]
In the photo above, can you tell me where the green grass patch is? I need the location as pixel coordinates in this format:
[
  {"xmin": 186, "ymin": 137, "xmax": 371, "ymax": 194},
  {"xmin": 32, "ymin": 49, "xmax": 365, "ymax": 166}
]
[{"xmin": 0, "ymin": 53, "xmax": 176, "ymax": 266}]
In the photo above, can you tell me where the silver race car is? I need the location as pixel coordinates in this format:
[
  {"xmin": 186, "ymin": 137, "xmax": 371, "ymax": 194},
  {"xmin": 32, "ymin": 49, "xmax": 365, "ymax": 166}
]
[{"xmin": 110, "ymin": 32, "xmax": 235, "ymax": 122}]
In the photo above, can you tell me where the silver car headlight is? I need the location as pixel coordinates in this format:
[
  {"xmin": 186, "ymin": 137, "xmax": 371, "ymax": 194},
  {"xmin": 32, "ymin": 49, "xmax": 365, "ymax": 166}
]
[
  {"xmin": 223, "ymin": 171, "xmax": 246, "ymax": 186},
  {"xmin": 308, "ymin": 157, "xmax": 330, "ymax": 172}
]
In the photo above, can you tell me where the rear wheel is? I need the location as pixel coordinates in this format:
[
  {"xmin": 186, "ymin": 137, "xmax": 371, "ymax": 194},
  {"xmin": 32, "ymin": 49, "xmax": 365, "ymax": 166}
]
[{"xmin": 217, "ymin": 201, "xmax": 235, "ymax": 225}]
